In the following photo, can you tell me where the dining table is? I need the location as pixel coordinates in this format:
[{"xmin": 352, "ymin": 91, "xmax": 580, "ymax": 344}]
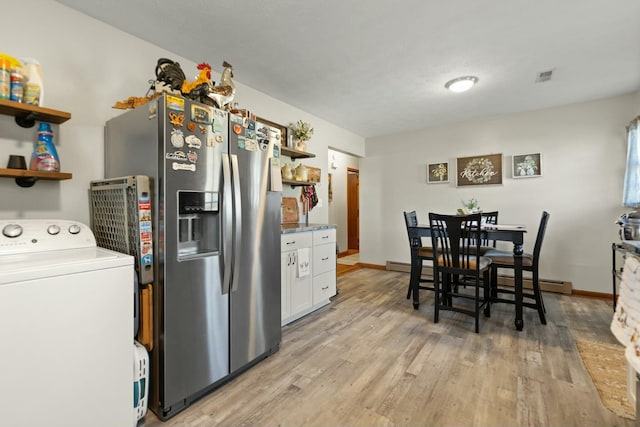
[{"xmin": 408, "ymin": 223, "xmax": 528, "ymax": 331}]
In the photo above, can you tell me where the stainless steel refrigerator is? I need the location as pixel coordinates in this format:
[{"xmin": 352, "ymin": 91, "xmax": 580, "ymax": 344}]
[{"xmin": 104, "ymin": 95, "xmax": 281, "ymax": 420}]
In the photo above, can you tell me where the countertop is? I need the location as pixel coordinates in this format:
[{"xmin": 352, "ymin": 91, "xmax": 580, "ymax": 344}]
[{"xmin": 281, "ymin": 223, "xmax": 336, "ymax": 234}]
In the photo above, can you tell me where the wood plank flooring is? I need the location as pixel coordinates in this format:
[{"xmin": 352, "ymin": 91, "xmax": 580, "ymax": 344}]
[{"xmin": 141, "ymin": 268, "xmax": 632, "ymax": 427}]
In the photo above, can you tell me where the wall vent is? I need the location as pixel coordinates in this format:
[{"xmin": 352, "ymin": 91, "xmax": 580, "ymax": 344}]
[{"xmin": 536, "ymin": 69, "xmax": 554, "ymax": 83}]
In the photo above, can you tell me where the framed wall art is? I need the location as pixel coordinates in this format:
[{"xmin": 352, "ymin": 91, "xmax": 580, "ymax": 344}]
[
  {"xmin": 456, "ymin": 153, "xmax": 503, "ymax": 186},
  {"xmin": 427, "ymin": 162, "xmax": 449, "ymax": 184},
  {"xmin": 512, "ymin": 153, "xmax": 542, "ymax": 178}
]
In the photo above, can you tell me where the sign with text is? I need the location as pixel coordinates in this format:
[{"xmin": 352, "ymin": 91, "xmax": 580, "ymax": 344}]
[{"xmin": 456, "ymin": 153, "xmax": 503, "ymax": 186}]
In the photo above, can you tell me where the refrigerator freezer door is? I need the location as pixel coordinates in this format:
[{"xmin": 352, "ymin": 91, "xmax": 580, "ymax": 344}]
[
  {"xmin": 162, "ymin": 101, "xmax": 230, "ymax": 411},
  {"xmin": 229, "ymin": 116, "xmax": 282, "ymax": 373}
]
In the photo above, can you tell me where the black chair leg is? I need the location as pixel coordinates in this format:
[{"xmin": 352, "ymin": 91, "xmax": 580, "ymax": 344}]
[
  {"xmin": 475, "ymin": 273, "xmax": 480, "ymax": 333},
  {"xmin": 483, "ymin": 269, "xmax": 491, "ymax": 318},
  {"xmin": 532, "ymin": 270, "xmax": 546, "ymax": 325},
  {"xmin": 490, "ymin": 266, "xmax": 498, "ymax": 299},
  {"xmin": 434, "ymin": 272, "xmax": 440, "ymax": 324}
]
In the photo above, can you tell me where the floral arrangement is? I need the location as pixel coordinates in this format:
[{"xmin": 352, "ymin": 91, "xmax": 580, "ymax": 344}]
[
  {"xmin": 432, "ymin": 163, "xmax": 448, "ymax": 181},
  {"xmin": 516, "ymin": 155, "xmax": 538, "ymax": 176},
  {"xmin": 289, "ymin": 120, "xmax": 314, "ymax": 141},
  {"xmin": 457, "ymin": 198, "xmax": 480, "ymax": 215}
]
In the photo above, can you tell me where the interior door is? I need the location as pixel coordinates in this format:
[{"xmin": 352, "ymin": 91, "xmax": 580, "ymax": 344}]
[{"xmin": 347, "ymin": 168, "xmax": 359, "ymax": 250}]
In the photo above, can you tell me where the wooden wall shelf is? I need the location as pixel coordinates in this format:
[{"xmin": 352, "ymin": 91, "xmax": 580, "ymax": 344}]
[
  {"xmin": 0, "ymin": 99, "xmax": 72, "ymax": 128},
  {"xmin": 280, "ymin": 146, "xmax": 315, "ymax": 159},
  {"xmin": 0, "ymin": 168, "xmax": 72, "ymax": 180},
  {"xmin": 282, "ymin": 179, "xmax": 314, "ymax": 187}
]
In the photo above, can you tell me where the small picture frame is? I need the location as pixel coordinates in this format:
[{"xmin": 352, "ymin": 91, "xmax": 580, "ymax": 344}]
[
  {"xmin": 512, "ymin": 153, "xmax": 542, "ymax": 178},
  {"xmin": 427, "ymin": 162, "xmax": 449, "ymax": 184}
]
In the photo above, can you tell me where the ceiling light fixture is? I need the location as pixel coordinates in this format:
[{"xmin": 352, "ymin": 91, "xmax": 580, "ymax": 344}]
[{"xmin": 445, "ymin": 76, "xmax": 478, "ymax": 93}]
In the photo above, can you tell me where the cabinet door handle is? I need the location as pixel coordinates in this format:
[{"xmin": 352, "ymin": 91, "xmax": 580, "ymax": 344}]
[
  {"xmin": 322, "ymin": 257, "xmax": 329, "ymax": 261},
  {"xmin": 322, "ymin": 235, "xmax": 328, "ymax": 239},
  {"xmin": 322, "ymin": 286, "xmax": 329, "ymax": 290},
  {"xmin": 286, "ymin": 241, "xmax": 295, "ymax": 245}
]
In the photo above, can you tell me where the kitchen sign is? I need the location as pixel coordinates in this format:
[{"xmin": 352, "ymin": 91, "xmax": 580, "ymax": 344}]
[{"xmin": 456, "ymin": 153, "xmax": 503, "ymax": 186}]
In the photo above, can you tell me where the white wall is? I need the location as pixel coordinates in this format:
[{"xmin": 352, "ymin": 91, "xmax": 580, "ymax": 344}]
[
  {"xmin": 327, "ymin": 149, "xmax": 360, "ymax": 253},
  {"xmin": 0, "ymin": 1, "xmax": 364, "ymax": 225},
  {"xmin": 361, "ymin": 95, "xmax": 636, "ymax": 293}
]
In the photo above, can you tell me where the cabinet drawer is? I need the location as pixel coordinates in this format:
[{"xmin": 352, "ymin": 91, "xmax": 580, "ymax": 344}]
[
  {"xmin": 313, "ymin": 270, "xmax": 336, "ymax": 303},
  {"xmin": 313, "ymin": 242, "xmax": 336, "ymax": 276},
  {"xmin": 313, "ymin": 228, "xmax": 336, "ymax": 246},
  {"xmin": 281, "ymin": 231, "xmax": 312, "ymax": 252}
]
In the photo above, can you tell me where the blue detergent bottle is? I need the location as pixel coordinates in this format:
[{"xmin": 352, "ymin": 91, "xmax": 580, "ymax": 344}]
[{"xmin": 30, "ymin": 122, "xmax": 60, "ymax": 172}]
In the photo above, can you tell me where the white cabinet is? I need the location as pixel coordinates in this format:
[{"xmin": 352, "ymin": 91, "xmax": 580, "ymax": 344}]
[
  {"xmin": 281, "ymin": 228, "xmax": 336, "ymax": 326},
  {"xmin": 312, "ymin": 229, "xmax": 336, "ymax": 305},
  {"xmin": 281, "ymin": 231, "xmax": 312, "ymax": 325}
]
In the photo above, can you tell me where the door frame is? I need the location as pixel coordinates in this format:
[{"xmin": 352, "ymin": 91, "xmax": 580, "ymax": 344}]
[{"xmin": 347, "ymin": 167, "xmax": 359, "ymax": 251}]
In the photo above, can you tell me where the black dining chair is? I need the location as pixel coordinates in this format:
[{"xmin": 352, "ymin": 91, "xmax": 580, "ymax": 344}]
[
  {"xmin": 483, "ymin": 211, "xmax": 550, "ymax": 325},
  {"xmin": 429, "ymin": 212, "xmax": 492, "ymax": 333},
  {"xmin": 480, "ymin": 211, "xmax": 499, "ymax": 252},
  {"xmin": 403, "ymin": 211, "xmax": 435, "ymax": 303},
  {"xmin": 460, "ymin": 211, "xmax": 499, "ymax": 287}
]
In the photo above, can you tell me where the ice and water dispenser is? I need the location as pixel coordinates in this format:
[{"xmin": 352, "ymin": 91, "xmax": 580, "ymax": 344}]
[{"xmin": 177, "ymin": 191, "xmax": 220, "ymax": 258}]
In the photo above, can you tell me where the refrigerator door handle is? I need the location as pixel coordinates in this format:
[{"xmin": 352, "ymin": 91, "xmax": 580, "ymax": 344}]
[
  {"xmin": 230, "ymin": 154, "xmax": 242, "ymax": 292},
  {"xmin": 221, "ymin": 153, "xmax": 233, "ymax": 294}
]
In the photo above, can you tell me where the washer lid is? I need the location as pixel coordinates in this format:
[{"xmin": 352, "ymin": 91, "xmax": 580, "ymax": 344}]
[{"xmin": 0, "ymin": 247, "xmax": 133, "ymax": 285}]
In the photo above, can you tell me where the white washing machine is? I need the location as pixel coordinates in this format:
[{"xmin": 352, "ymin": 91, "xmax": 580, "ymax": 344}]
[{"xmin": 0, "ymin": 219, "xmax": 134, "ymax": 427}]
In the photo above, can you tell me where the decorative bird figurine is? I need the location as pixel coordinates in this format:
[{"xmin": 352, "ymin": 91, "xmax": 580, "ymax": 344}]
[
  {"xmin": 180, "ymin": 63, "xmax": 215, "ymax": 105},
  {"xmin": 207, "ymin": 61, "xmax": 236, "ymax": 110},
  {"xmin": 154, "ymin": 58, "xmax": 186, "ymax": 94}
]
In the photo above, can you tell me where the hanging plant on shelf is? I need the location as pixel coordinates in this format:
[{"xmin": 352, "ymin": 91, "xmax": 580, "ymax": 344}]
[{"xmin": 289, "ymin": 120, "xmax": 314, "ymax": 152}]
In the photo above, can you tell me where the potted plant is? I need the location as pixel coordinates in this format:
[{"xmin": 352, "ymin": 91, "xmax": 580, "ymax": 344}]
[{"xmin": 289, "ymin": 120, "xmax": 314, "ymax": 152}]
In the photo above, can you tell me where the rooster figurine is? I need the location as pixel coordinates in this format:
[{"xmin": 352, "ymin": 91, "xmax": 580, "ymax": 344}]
[
  {"xmin": 181, "ymin": 63, "xmax": 215, "ymax": 105},
  {"xmin": 207, "ymin": 61, "xmax": 236, "ymax": 110}
]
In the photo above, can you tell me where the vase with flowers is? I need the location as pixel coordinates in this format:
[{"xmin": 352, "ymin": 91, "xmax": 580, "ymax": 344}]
[
  {"xmin": 457, "ymin": 198, "xmax": 481, "ymax": 215},
  {"xmin": 289, "ymin": 120, "xmax": 314, "ymax": 152}
]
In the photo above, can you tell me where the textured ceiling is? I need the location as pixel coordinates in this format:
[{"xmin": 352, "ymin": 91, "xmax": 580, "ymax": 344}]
[{"xmin": 55, "ymin": 0, "xmax": 640, "ymax": 138}]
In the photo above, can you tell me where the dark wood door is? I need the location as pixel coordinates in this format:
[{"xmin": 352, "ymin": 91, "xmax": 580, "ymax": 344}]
[{"xmin": 347, "ymin": 169, "xmax": 359, "ymax": 250}]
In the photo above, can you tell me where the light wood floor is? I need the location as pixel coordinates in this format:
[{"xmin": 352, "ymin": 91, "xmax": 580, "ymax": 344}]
[{"xmin": 141, "ymin": 268, "xmax": 632, "ymax": 427}]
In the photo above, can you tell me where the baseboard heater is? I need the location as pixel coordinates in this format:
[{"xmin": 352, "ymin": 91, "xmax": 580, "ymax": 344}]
[{"xmin": 385, "ymin": 261, "xmax": 572, "ymax": 295}]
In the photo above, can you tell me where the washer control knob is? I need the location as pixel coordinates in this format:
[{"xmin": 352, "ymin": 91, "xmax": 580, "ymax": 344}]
[
  {"xmin": 2, "ymin": 224, "xmax": 23, "ymax": 238},
  {"xmin": 47, "ymin": 224, "xmax": 61, "ymax": 235},
  {"xmin": 68, "ymin": 224, "xmax": 81, "ymax": 235}
]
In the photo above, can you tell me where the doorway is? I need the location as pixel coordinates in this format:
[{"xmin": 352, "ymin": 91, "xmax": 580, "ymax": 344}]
[{"xmin": 347, "ymin": 168, "xmax": 359, "ymax": 251}]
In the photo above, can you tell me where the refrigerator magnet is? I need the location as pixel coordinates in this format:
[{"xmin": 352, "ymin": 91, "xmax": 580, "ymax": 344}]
[
  {"xmin": 172, "ymin": 162, "xmax": 196, "ymax": 172},
  {"xmin": 187, "ymin": 151, "xmax": 198, "ymax": 163},
  {"xmin": 166, "ymin": 95, "xmax": 185, "ymax": 112},
  {"xmin": 185, "ymin": 135, "xmax": 202, "ymax": 149},
  {"xmin": 169, "ymin": 112, "xmax": 185, "ymax": 127},
  {"xmin": 170, "ymin": 129, "xmax": 184, "ymax": 148},
  {"xmin": 190, "ymin": 104, "xmax": 212, "ymax": 124},
  {"xmin": 245, "ymin": 140, "xmax": 258, "ymax": 152}
]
